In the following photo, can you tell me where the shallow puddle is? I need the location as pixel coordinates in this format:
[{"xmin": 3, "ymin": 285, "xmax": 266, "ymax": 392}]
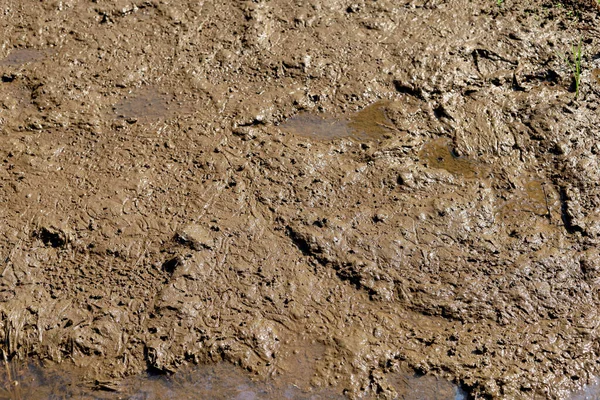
[
  {"xmin": 112, "ymin": 87, "xmax": 193, "ymax": 122},
  {"xmin": 571, "ymin": 378, "xmax": 600, "ymax": 400},
  {"xmin": 280, "ymin": 101, "xmax": 395, "ymax": 141},
  {"xmin": 347, "ymin": 100, "xmax": 396, "ymax": 140},
  {"xmin": 0, "ymin": 49, "xmax": 47, "ymax": 66},
  {"xmin": 2, "ymin": 360, "xmax": 600, "ymax": 399},
  {"xmin": 280, "ymin": 113, "xmax": 352, "ymax": 140},
  {"xmin": 500, "ymin": 178, "xmax": 554, "ymax": 218},
  {"xmin": 113, "ymin": 88, "xmax": 171, "ymax": 121},
  {"xmin": 420, "ymin": 137, "xmax": 482, "ymax": 179},
  {"xmin": 0, "ymin": 361, "xmax": 468, "ymax": 400}
]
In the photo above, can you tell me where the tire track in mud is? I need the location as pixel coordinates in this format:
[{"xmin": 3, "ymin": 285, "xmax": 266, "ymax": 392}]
[{"xmin": 285, "ymin": 224, "xmax": 379, "ymax": 296}]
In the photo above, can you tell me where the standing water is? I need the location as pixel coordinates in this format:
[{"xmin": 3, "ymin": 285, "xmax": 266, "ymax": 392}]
[{"xmin": 1, "ymin": 361, "xmax": 468, "ymax": 399}]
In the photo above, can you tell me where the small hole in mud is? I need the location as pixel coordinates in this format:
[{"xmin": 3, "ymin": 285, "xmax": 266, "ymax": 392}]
[
  {"xmin": 36, "ymin": 227, "xmax": 67, "ymax": 248},
  {"xmin": 313, "ymin": 219, "xmax": 326, "ymax": 228},
  {"xmin": 545, "ymin": 69, "xmax": 560, "ymax": 83},
  {"xmin": 162, "ymin": 257, "xmax": 181, "ymax": 274}
]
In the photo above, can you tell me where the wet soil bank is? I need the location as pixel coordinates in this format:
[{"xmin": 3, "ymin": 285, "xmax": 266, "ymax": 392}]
[{"xmin": 1, "ymin": 0, "xmax": 600, "ymax": 398}]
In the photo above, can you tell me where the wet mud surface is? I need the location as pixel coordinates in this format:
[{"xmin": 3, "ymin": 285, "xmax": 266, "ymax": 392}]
[
  {"xmin": 1, "ymin": 0, "xmax": 600, "ymax": 398},
  {"xmin": 0, "ymin": 360, "xmax": 465, "ymax": 399}
]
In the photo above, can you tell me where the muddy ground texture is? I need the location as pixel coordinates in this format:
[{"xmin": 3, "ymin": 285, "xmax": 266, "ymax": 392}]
[{"xmin": 1, "ymin": 0, "xmax": 600, "ymax": 398}]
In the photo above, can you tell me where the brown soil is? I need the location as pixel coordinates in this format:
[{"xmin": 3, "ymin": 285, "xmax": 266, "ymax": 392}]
[{"xmin": 1, "ymin": 0, "xmax": 600, "ymax": 398}]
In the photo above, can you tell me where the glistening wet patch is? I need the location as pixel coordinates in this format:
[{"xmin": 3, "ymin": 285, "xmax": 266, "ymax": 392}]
[{"xmin": 281, "ymin": 101, "xmax": 395, "ymax": 141}]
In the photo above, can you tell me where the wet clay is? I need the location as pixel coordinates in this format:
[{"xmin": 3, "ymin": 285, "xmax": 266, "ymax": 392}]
[{"xmin": 1, "ymin": 0, "xmax": 600, "ymax": 399}]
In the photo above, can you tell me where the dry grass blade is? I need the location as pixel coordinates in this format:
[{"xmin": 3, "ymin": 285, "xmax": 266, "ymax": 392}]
[{"xmin": 1, "ymin": 349, "xmax": 22, "ymax": 400}]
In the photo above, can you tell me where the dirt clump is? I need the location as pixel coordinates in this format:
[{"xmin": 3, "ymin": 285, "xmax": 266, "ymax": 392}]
[{"xmin": 1, "ymin": 0, "xmax": 600, "ymax": 398}]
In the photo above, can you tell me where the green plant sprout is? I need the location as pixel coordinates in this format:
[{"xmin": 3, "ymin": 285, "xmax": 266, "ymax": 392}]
[
  {"xmin": 563, "ymin": 39, "xmax": 582, "ymax": 99},
  {"xmin": 497, "ymin": 0, "xmax": 503, "ymax": 6}
]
